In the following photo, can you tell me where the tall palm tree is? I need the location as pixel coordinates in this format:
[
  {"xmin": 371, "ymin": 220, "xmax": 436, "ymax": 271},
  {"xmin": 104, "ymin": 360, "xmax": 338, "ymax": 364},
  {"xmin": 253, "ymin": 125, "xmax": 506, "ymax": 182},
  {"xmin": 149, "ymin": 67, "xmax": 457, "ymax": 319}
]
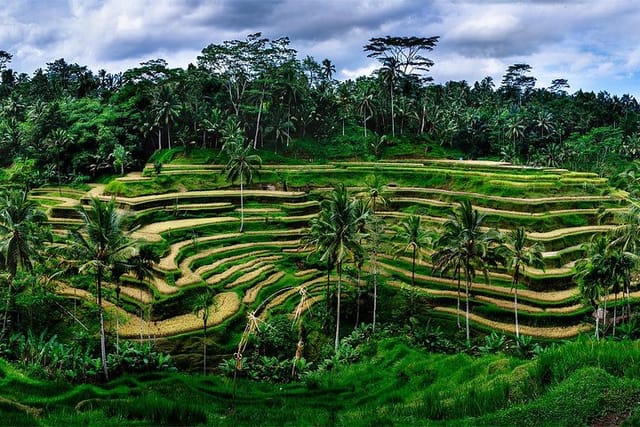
[
  {"xmin": 44, "ymin": 129, "xmax": 72, "ymax": 192},
  {"xmin": 609, "ymin": 205, "xmax": 640, "ymax": 320},
  {"xmin": 352, "ymin": 198, "xmax": 370, "ymax": 327},
  {"xmin": 151, "ymin": 84, "xmax": 180, "ymax": 149},
  {"xmin": 314, "ymin": 184, "xmax": 363, "ymax": 351},
  {"xmin": 433, "ymin": 200, "xmax": 497, "ymax": 344},
  {"xmin": 321, "ymin": 58, "xmax": 336, "ymax": 80},
  {"xmin": 223, "ymin": 142, "xmax": 262, "ymax": 232},
  {"xmin": 303, "ymin": 208, "xmax": 335, "ymax": 314},
  {"xmin": 0, "ymin": 189, "xmax": 47, "ymax": 339},
  {"xmin": 65, "ymin": 198, "xmax": 135, "ymax": 379},
  {"xmin": 574, "ymin": 238, "xmax": 608, "ymax": 340},
  {"xmin": 378, "ymin": 57, "xmax": 400, "ymax": 137},
  {"xmin": 500, "ymin": 227, "xmax": 545, "ymax": 338},
  {"xmin": 193, "ymin": 288, "xmax": 216, "ymax": 375},
  {"xmin": 394, "ymin": 215, "xmax": 429, "ymax": 287},
  {"xmin": 364, "ymin": 174, "xmax": 387, "ymax": 214},
  {"xmin": 129, "ymin": 245, "xmax": 159, "ymax": 341},
  {"xmin": 366, "ymin": 215, "xmax": 385, "ymax": 333},
  {"xmin": 358, "ymin": 84, "xmax": 375, "ymax": 138}
]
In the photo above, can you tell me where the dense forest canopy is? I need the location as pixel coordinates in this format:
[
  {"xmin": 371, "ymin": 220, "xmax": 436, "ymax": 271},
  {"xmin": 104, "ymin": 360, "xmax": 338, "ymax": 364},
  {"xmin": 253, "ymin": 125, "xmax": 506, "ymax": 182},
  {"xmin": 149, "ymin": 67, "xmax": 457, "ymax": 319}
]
[{"xmin": 1, "ymin": 33, "xmax": 639, "ymax": 187}]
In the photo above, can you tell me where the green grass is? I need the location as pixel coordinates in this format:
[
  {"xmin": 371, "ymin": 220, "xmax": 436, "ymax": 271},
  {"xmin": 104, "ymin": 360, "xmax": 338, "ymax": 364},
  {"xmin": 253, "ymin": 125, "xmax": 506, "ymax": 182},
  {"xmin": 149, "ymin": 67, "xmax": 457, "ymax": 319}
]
[{"xmin": 4, "ymin": 337, "xmax": 640, "ymax": 426}]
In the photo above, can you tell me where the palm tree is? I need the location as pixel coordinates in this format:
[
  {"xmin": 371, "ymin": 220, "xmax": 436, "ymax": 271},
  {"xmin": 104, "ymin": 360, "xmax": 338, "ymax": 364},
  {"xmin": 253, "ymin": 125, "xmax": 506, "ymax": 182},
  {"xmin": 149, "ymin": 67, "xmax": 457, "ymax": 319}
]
[
  {"xmin": 500, "ymin": 227, "xmax": 545, "ymax": 338},
  {"xmin": 505, "ymin": 115, "xmax": 525, "ymax": 161},
  {"xmin": 314, "ymin": 184, "xmax": 363, "ymax": 351},
  {"xmin": 378, "ymin": 57, "xmax": 400, "ymax": 137},
  {"xmin": 0, "ymin": 189, "xmax": 47, "ymax": 339},
  {"xmin": 574, "ymin": 238, "xmax": 608, "ymax": 340},
  {"xmin": 321, "ymin": 58, "xmax": 336, "ymax": 80},
  {"xmin": 129, "ymin": 245, "xmax": 159, "ymax": 341},
  {"xmin": 303, "ymin": 208, "xmax": 335, "ymax": 314},
  {"xmin": 65, "ymin": 198, "xmax": 135, "ymax": 379},
  {"xmin": 223, "ymin": 142, "xmax": 262, "ymax": 232},
  {"xmin": 534, "ymin": 111, "xmax": 554, "ymax": 141},
  {"xmin": 364, "ymin": 174, "xmax": 387, "ymax": 214},
  {"xmin": 151, "ymin": 85, "xmax": 180, "ymax": 149},
  {"xmin": 394, "ymin": 215, "xmax": 429, "ymax": 287},
  {"xmin": 366, "ymin": 215, "xmax": 385, "ymax": 333},
  {"xmin": 193, "ymin": 288, "xmax": 216, "ymax": 375},
  {"xmin": 44, "ymin": 129, "xmax": 72, "ymax": 192},
  {"xmin": 358, "ymin": 84, "xmax": 375, "ymax": 138},
  {"xmin": 352, "ymin": 198, "xmax": 370, "ymax": 327},
  {"xmin": 433, "ymin": 200, "xmax": 497, "ymax": 344},
  {"xmin": 610, "ymin": 205, "xmax": 640, "ymax": 319}
]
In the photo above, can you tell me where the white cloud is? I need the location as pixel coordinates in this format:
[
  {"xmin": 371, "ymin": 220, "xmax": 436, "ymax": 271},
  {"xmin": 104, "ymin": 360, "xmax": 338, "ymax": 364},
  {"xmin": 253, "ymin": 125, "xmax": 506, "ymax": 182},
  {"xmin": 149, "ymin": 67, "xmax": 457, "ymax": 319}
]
[{"xmin": 1, "ymin": 0, "xmax": 640, "ymax": 97}]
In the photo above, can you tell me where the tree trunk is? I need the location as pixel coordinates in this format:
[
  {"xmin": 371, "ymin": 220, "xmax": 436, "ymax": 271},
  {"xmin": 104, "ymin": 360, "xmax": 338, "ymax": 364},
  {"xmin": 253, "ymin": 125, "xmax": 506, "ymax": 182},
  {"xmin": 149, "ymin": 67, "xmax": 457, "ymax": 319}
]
[
  {"xmin": 363, "ymin": 114, "xmax": 367, "ymax": 138},
  {"xmin": 239, "ymin": 174, "xmax": 244, "ymax": 232},
  {"xmin": 334, "ymin": 262, "xmax": 342, "ymax": 352},
  {"xmin": 355, "ymin": 266, "xmax": 361, "ymax": 328},
  {"xmin": 456, "ymin": 268, "xmax": 461, "ymax": 329},
  {"xmin": 1, "ymin": 280, "xmax": 13, "ymax": 340},
  {"xmin": 372, "ymin": 250, "xmax": 378, "ymax": 334},
  {"xmin": 253, "ymin": 91, "xmax": 264, "ymax": 149},
  {"xmin": 203, "ymin": 321, "xmax": 207, "ymax": 375},
  {"xmin": 390, "ymin": 84, "xmax": 395, "ymax": 137},
  {"xmin": 97, "ymin": 269, "xmax": 109, "ymax": 380},
  {"xmin": 411, "ymin": 246, "xmax": 416, "ymax": 286},
  {"xmin": 158, "ymin": 129, "xmax": 162, "ymax": 150},
  {"xmin": 613, "ymin": 292, "xmax": 618, "ymax": 337},
  {"xmin": 167, "ymin": 124, "xmax": 172, "ymax": 149},
  {"xmin": 465, "ymin": 267, "xmax": 471, "ymax": 345},
  {"xmin": 514, "ymin": 286, "xmax": 519, "ymax": 339}
]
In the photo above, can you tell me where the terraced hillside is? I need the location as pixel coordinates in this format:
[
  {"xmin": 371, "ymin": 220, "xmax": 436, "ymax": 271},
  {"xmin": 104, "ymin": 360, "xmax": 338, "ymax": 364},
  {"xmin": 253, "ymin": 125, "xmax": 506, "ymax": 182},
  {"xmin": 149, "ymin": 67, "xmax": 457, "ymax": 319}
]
[{"xmin": 38, "ymin": 159, "xmax": 630, "ymax": 345}]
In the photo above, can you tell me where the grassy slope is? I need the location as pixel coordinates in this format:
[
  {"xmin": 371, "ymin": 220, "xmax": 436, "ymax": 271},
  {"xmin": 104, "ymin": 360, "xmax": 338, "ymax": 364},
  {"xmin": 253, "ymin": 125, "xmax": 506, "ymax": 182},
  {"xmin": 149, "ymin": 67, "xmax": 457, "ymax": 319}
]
[{"xmin": 2, "ymin": 338, "xmax": 640, "ymax": 426}]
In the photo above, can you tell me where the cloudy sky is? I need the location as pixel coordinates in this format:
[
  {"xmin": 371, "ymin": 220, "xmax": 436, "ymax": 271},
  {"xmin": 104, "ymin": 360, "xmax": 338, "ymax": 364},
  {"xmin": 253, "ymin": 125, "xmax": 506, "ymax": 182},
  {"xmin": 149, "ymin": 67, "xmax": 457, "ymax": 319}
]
[{"xmin": 2, "ymin": 0, "xmax": 640, "ymax": 96}]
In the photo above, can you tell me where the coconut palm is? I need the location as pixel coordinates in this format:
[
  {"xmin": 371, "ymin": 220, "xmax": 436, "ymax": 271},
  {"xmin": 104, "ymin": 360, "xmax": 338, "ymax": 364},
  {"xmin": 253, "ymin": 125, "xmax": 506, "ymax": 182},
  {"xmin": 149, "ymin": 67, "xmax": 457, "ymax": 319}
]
[
  {"xmin": 223, "ymin": 142, "xmax": 262, "ymax": 232},
  {"xmin": 128, "ymin": 245, "xmax": 159, "ymax": 341},
  {"xmin": 366, "ymin": 215, "xmax": 386, "ymax": 333},
  {"xmin": 0, "ymin": 189, "xmax": 47, "ymax": 339},
  {"xmin": 500, "ymin": 227, "xmax": 545, "ymax": 338},
  {"xmin": 314, "ymin": 184, "xmax": 363, "ymax": 351},
  {"xmin": 364, "ymin": 174, "xmax": 387, "ymax": 214},
  {"xmin": 43, "ymin": 128, "xmax": 72, "ymax": 192},
  {"xmin": 321, "ymin": 58, "xmax": 336, "ymax": 80},
  {"xmin": 303, "ymin": 207, "xmax": 335, "ymax": 314},
  {"xmin": 609, "ymin": 204, "xmax": 640, "ymax": 319},
  {"xmin": 65, "ymin": 198, "xmax": 136, "ymax": 379},
  {"xmin": 433, "ymin": 200, "xmax": 498, "ymax": 344},
  {"xmin": 193, "ymin": 288, "xmax": 216, "ymax": 375},
  {"xmin": 574, "ymin": 239, "xmax": 607, "ymax": 340},
  {"xmin": 151, "ymin": 84, "xmax": 180, "ymax": 149},
  {"xmin": 394, "ymin": 215, "xmax": 429, "ymax": 287}
]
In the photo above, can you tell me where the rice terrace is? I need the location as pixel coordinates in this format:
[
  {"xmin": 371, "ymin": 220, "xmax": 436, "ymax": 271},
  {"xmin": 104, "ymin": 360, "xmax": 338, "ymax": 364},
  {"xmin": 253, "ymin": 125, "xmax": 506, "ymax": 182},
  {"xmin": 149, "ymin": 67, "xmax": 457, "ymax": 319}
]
[{"xmin": 5, "ymin": 15, "xmax": 640, "ymax": 427}]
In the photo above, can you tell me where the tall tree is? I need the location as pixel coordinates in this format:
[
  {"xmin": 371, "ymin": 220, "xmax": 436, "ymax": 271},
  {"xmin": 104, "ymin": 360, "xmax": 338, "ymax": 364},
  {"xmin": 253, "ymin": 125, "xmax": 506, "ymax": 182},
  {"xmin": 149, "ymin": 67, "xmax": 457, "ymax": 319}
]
[
  {"xmin": 314, "ymin": 184, "xmax": 363, "ymax": 351},
  {"xmin": 433, "ymin": 200, "xmax": 498, "ymax": 344},
  {"xmin": 223, "ymin": 142, "xmax": 262, "ymax": 232},
  {"xmin": 193, "ymin": 288, "xmax": 216, "ymax": 375},
  {"xmin": 151, "ymin": 84, "xmax": 180, "ymax": 149},
  {"xmin": 0, "ymin": 189, "xmax": 47, "ymax": 339},
  {"xmin": 321, "ymin": 58, "xmax": 336, "ymax": 81},
  {"xmin": 364, "ymin": 36, "xmax": 439, "ymax": 137},
  {"xmin": 394, "ymin": 215, "xmax": 429, "ymax": 287},
  {"xmin": 500, "ymin": 227, "xmax": 545, "ymax": 338},
  {"xmin": 65, "ymin": 198, "xmax": 136, "ymax": 379}
]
